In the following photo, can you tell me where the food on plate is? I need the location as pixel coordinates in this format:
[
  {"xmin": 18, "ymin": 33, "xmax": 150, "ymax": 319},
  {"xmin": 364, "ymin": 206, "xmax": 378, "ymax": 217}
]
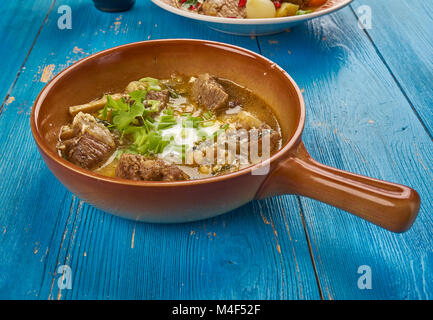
[
  {"xmin": 165, "ymin": 0, "xmax": 327, "ymax": 19},
  {"xmin": 57, "ymin": 74, "xmax": 282, "ymax": 182}
]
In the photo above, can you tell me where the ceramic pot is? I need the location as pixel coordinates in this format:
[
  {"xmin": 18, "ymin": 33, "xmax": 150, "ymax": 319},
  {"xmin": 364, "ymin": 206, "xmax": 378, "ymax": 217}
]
[{"xmin": 31, "ymin": 40, "xmax": 420, "ymax": 232}]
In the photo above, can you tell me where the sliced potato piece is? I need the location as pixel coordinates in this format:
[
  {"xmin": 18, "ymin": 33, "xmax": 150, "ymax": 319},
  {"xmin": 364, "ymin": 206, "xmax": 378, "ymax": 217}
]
[
  {"xmin": 246, "ymin": 0, "xmax": 276, "ymax": 19},
  {"xmin": 69, "ymin": 93, "xmax": 124, "ymax": 116},
  {"xmin": 276, "ymin": 3, "xmax": 299, "ymax": 17}
]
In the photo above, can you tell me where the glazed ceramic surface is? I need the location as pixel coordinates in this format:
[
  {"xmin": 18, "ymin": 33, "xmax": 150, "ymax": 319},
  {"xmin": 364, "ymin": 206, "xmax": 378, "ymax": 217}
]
[
  {"xmin": 151, "ymin": 0, "xmax": 353, "ymax": 36},
  {"xmin": 31, "ymin": 40, "xmax": 420, "ymax": 232}
]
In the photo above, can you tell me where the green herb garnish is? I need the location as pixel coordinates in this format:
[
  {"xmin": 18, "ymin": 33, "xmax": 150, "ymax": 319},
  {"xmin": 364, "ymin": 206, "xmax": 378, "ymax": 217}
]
[
  {"xmin": 139, "ymin": 77, "xmax": 162, "ymax": 91},
  {"xmin": 296, "ymin": 9, "xmax": 313, "ymax": 15},
  {"xmin": 202, "ymin": 110, "xmax": 214, "ymax": 120},
  {"xmin": 200, "ymin": 120, "xmax": 215, "ymax": 128},
  {"xmin": 98, "ymin": 93, "xmax": 171, "ymax": 156},
  {"xmin": 158, "ymin": 114, "xmax": 177, "ymax": 130},
  {"xmin": 182, "ymin": 115, "xmax": 203, "ymax": 129},
  {"xmin": 213, "ymin": 124, "xmax": 229, "ymax": 138}
]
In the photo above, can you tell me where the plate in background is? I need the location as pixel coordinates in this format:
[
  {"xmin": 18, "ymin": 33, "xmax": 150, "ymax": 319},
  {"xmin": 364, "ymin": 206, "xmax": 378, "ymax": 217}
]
[{"xmin": 151, "ymin": 0, "xmax": 353, "ymax": 36}]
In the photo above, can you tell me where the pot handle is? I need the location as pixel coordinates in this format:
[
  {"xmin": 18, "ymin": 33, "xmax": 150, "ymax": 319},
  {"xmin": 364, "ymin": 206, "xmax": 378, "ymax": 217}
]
[{"xmin": 256, "ymin": 143, "xmax": 420, "ymax": 232}]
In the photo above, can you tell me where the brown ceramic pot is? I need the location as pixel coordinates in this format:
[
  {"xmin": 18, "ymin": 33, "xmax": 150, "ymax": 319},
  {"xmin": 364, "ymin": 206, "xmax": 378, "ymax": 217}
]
[{"xmin": 31, "ymin": 40, "xmax": 420, "ymax": 232}]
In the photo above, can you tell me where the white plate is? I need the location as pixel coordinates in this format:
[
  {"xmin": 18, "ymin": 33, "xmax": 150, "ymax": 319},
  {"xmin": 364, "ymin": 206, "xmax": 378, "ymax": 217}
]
[{"xmin": 151, "ymin": 0, "xmax": 353, "ymax": 36}]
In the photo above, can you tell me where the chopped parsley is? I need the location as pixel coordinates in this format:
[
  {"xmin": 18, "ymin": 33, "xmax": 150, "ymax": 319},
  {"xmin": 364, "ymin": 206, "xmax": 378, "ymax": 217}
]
[{"xmin": 97, "ymin": 78, "xmax": 174, "ymax": 156}]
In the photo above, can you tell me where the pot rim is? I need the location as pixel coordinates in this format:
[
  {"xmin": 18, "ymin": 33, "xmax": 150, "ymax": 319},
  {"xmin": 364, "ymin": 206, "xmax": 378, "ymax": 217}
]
[{"xmin": 30, "ymin": 39, "xmax": 306, "ymax": 187}]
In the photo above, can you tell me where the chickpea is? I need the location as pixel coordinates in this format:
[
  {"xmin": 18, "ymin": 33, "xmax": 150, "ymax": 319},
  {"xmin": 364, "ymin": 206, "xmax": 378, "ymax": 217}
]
[
  {"xmin": 199, "ymin": 166, "xmax": 210, "ymax": 174},
  {"xmin": 212, "ymin": 164, "xmax": 222, "ymax": 173},
  {"xmin": 125, "ymin": 81, "xmax": 146, "ymax": 93}
]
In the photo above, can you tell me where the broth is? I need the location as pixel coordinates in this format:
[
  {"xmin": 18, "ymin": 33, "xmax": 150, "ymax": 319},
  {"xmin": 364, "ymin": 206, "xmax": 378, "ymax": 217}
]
[{"xmin": 57, "ymin": 74, "xmax": 283, "ymax": 181}]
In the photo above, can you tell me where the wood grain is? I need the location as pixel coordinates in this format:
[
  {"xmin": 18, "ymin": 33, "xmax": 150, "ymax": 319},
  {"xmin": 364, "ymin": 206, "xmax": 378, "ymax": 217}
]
[
  {"xmin": 258, "ymin": 3, "xmax": 433, "ymax": 299},
  {"xmin": 351, "ymin": 0, "xmax": 433, "ymax": 136},
  {"xmin": 0, "ymin": 0, "xmax": 320, "ymax": 299},
  {"xmin": 0, "ymin": 1, "xmax": 54, "ymax": 112},
  {"xmin": 0, "ymin": 0, "xmax": 431, "ymax": 300}
]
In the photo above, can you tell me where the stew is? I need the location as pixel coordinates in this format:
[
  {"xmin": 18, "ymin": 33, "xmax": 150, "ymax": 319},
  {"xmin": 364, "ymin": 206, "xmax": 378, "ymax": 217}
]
[{"xmin": 57, "ymin": 74, "xmax": 282, "ymax": 181}]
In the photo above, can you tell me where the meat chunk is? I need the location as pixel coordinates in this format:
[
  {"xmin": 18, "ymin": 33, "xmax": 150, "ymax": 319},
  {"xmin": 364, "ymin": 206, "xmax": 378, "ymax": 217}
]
[
  {"xmin": 146, "ymin": 89, "xmax": 170, "ymax": 109},
  {"xmin": 115, "ymin": 153, "xmax": 189, "ymax": 181},
  {"xmin": 260, "ymin": 124, "xmax": 281, "ymax": 154},
  {"xmin": 202, "ymin": 0, "xmax": 247, "ymax": 18},
  {"xmin": 259, "ymin": 124, "xmax": 281, "ymax": 154},
  {"xmin": 249, "ymin": 124, "xmax": 281, "ymax": 156},
  {"xmin": 192, "ymin": 74, "xmax": 228, "ymax": 111},
  {"xmin": 57, "ymin": 112, "xmax": 115, "ymax": 169},
  {"xmin": 61, "ymin": 133, "xmax": 113, "ymax": 169}
]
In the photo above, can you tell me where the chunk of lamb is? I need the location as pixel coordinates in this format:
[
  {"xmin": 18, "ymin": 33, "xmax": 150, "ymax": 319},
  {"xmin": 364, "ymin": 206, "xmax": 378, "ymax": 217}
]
[
  {"xmin": 115, "ymin": 154, "xmax": 189, "ymax": 181},
  {"xmin": 57, "ymin": 112, "xmax": 116, "ymax": 169},
  {"xmin": 250, "ymin": 124, "xmax": 281, "ymax": 154},
  {"xmin": 146, "ymin": 90, "xmax": 170, "ymax": 109},
  {"xmin": 191, "ymin": 74, "xmax": 228, "ymax": 111},
  {"xmin": 202, "ymin": 0, "xmax": 247, "ymax": 18}
]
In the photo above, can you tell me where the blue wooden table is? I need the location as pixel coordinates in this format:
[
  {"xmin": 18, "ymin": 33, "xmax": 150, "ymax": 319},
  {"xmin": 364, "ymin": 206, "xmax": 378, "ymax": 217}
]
[{"xmin": 0, "ymin": 0, "xmax": 432, "ymax": 300}]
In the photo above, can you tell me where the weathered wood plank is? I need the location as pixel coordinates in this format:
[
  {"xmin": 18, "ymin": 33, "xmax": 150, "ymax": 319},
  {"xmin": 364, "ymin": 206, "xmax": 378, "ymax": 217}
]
[
  {"xmin": 0, "ymin": 0, "xmax": 320, "ymax": 299},
  {"xmin": 0, "ymin": 1, "xmax": 54, "ymax": 111},
  {"xmin": 351, "ymin": 0, "xmax": 433, "ymax": 136},
  {"xmin": 258, "ymin": 5, "xmax": 433, "ymax": 299}
]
